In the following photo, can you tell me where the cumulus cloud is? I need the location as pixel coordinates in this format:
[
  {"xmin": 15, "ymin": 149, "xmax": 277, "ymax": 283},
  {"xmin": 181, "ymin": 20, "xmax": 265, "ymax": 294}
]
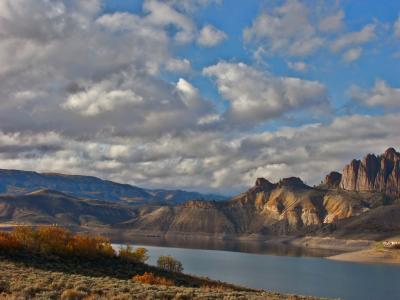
[
  {"xmin": 0, "ymin": 0, "xmax": 397, "ymax": 195},
  {"xmin": 330, "ymin": 24, "xmax": 376, "ymax": 52},
  {"xmin": 394, "ymin": 16, "xmax": 400, "ymax": 38},
  {"xmin": 197, "ymin": 24, "xmax": 227, "ymax": 47},
  {"xmin": 143, "ymin": 0, "xmax": 196, "ymax": 44},
  {"xmin": 165, "ymin": 0, "xmax": 222, "ymax": 13},
  {"xmin": 243, "ymin": 0, "xmax": 324, "ymax": 56},
  {"xmin": 0, "ymin": 0, "xmax": 218, "ymax": 139},
  {"xmin": 63, "ymin": 79, "xmax": 144, "ymax": 116},
  {"xmin": 349, "ymin": 80, "xmax": 400, "ymax": 108},
  {"xmin": 287, "ymin": 61, "xmax": 308, "ymax": 72},
  {"xmin": 165, "ymin": 58, "xmax": 192, "ymax": 73},
  {"xmin": 1, "ymin": 112, "xmax": 400, "ymax": 194},
  {"xmin": 342, "ymin": 47, "xmax": 363, "ymax": 62},
  {"xmin": 319, "ymin": 10, "xmax": 345, "ymax": 33},
  {"xmin": 243, "ymin": 1, "xmax": 378, "ymax": 63},
  {"xmin": 203, "ymin": 62, "xmax": 328, "ymax": 126}
]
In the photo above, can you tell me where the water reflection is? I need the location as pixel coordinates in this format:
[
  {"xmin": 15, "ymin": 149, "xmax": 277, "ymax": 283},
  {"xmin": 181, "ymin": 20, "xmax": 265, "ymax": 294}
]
[{"xmin": 112, "ymin": 235, "xmax": 343, "ymax": 258}]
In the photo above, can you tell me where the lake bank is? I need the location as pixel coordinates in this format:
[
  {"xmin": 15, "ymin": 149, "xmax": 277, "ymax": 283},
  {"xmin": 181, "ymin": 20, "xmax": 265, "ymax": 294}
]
[
  {"xmin": 0, "ymin": 255, "xmax": 323, "ymax": 300},
  {"xmin": 3, "ymin": 223, "xmax": 398, "ymax": 264},
  {"xmin": 328, "ymin": 248, "xmax": 400, "ymax": 265},
  {"xmin": 113, "ymin": 243, "xmax": 400, "ymax": 300}
]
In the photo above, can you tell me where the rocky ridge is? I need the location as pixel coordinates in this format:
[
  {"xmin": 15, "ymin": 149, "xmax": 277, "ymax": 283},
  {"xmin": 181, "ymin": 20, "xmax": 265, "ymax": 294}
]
[{"xmin": 329, "ymin": 148, "xmax": 400, "ymax": 199}]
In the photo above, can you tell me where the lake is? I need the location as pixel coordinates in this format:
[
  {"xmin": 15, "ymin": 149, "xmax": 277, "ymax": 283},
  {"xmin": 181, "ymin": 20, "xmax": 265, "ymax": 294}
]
[{"xmin": 113, "ymin": 241, "xmax": 400, "ymax": 300}]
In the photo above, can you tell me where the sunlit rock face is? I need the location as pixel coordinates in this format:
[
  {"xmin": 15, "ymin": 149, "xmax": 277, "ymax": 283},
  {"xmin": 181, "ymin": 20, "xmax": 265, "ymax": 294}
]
[{"xmin": 340, "ymin": 148, "xmax": 400, "ymax": 198}]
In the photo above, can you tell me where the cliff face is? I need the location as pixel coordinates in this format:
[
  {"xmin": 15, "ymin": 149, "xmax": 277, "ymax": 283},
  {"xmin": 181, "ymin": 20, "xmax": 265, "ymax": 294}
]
[
  {"xmin": 322, "ymin": 172, "xmax": 342, "ymax": 189},
  {"xmin": 119, "ymin": 177, "xmax": 385, "ymax": 236},
  {"xmin": 340, "ymin": 148, "xmax": 400, "ymax": 198}
]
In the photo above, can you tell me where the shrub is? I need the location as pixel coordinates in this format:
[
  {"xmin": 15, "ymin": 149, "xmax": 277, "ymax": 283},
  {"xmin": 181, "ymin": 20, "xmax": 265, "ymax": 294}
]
[
  {"xmin": 1, "ymin": 225, "xmax": 115, "ymax": 259},
  {"xmin": 157, "ymin": 255, "xmax": 183, "ymax": 273},
  {"xmin": 119, "ymin": 245, "xmax": 149, "ymax": 263},
  {"xmin": 60, "ymin": 289, "xmax": 87, "ymax": 300},
  {"xmin": 0, "ymin": 280, "xmax": 10, "ymax": 293},
  {"xmin": 68, "ymin": 234, "xmax": 115, "ymax": 258},
  {"xmin": 0, "ymin": 232, "xmax": 21, "ymax": 251},
  {"xmin": 133, "ymin": 272, "xmax": 174, "ymax": 286},
  {"xmin": 36, "ymin": 226, "xmax": 72, "ymax": 255},
  {"xmin": 11, "ymin": 226, "xmax": 36, "ymax": 249}
]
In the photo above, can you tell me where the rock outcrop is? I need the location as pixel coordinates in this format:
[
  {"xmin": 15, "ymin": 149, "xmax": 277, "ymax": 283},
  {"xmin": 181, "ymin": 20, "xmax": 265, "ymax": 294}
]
[
  {"xmin": 119, "ymin": 177, "xmax": 385, "ymax": 235},
  {"xmin": 323, "ymin": 172, "xmax": 342, "ymax": 189},
  {"xmin": 339, "ymin": 148, "xmax": 400, "ymax": 198}
]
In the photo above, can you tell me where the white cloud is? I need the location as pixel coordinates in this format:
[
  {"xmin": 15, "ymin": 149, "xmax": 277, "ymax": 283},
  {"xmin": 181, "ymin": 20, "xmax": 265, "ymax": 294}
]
[
  {"xmin": 342, "ymin": 47, "xmax": 362, "ymax": 62},
  {"xmin": 165, "ymin": 0, "xmax": 222, "ymax": 13},
  {"xmin": 287, "ymin": 61, "xmax": 308, "ymax": 72},
  {"xmin": 350, "ymin": 80, "xmax": 400, "ymax": 108},
  {"xmin": 143, "ymin": 0, "xmax": 196, "ymax": 44},
  {"xmin": 243, "ymin": 0, "xmax": 324, "ymax": 57},
  {"xmin": 1, "ymin": 113, "xmax": 400, "ymax": 194},
  {"xmin": 331, "ymin": 24, "xmax": 376, "ymax": 52},
  {"xmin": 203, "ymin": 62, "xmax": 328, "ymax": 125},
  {"xmin": 319, "ymin": 10, "xmax": 345, "ymax": 33},
  {"xmin": 63, "ymin": 79, "xmax": 144, "ymax": 116},
  {"xmin": 0, "ymin": 0, "xmax": 397, "ymax": 195},
  {"xmin": 394, "ymin": 16, "xmax": 400, "ymax": 38},
  {"xmin": 197, "ymin": 24, "xmax": 227, "ymax": 47},
  {"xmin": 165, "ymin": 58, "xmax": 192, "ymax": 73}
]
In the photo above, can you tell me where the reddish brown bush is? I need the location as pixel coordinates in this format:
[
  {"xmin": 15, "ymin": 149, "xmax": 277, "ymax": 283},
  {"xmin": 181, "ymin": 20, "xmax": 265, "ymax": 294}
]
[
  {"xmin": 119, "ymin": 245, "xmax": 149, "ymax": 263},
  {"xmin": 68, "ymin": 234, "xmax": 115, "ymax": 258},
  {"xmin": 133, "ymin": 272, "xmax": 175, "ymax": 286},
  {"xmin": 0, "ymin": 232, "xmax": 21, "ymax": 251},
  {"xmin": 1, "ymin": 226, "xmax": 115, "ymax": 259}
]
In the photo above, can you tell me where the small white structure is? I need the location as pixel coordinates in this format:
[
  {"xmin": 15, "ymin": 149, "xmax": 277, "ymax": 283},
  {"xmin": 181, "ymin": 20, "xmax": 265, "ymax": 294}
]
[{"xmin": 383, "ymin": 241, "xmax": 400, "ymax": 249}]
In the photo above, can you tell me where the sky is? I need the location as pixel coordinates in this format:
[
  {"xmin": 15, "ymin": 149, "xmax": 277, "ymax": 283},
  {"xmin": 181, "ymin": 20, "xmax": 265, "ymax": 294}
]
[{"xmin": 0, "ymin": 0, "xmax": 399, "ymax": 195}]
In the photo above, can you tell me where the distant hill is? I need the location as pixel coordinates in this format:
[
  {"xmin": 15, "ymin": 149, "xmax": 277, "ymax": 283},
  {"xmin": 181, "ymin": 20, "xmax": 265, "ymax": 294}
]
[
  {"xmin": 0, "ymin": 189, "xmax": 136, "ymax": 226},
  {"xmin": 0, "ymin": 169, "xmax": 227, "ymax": 205}
]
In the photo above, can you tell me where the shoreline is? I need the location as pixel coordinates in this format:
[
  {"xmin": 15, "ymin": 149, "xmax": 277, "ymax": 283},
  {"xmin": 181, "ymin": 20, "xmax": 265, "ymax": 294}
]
[
  {"xmin": 328, "ymin": 248, "xmax": 400, "ymax": 265},
  {"xmin": 3, "ymin": 223, "xmax": 400, "ymax": 265}
]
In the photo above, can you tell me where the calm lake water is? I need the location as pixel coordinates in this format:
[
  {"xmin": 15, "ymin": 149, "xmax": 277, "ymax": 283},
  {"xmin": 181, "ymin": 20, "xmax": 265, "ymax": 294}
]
[{"xmin": 113, "ymin": 241, "xmax": 400, "ymax": 300}]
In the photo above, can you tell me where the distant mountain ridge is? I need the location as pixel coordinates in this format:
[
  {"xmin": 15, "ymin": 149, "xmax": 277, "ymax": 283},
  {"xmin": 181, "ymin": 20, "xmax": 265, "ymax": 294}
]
[
  {"xmin": 1, "ymin": 148, "xmax": 400, "ymax": 240},
  {"xmin": 0, "ymin": 169, "xmax": 227, "ymax": 205}
]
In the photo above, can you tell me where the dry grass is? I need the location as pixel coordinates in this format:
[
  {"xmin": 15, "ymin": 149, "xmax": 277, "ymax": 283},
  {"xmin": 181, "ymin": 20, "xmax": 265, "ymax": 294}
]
[
  {"xmin": 0, "ymin": 258, "xmax": 327, "ymax": 300},
  {"xmin": 0, "ymin": 226, "xmax": 327, "ymax": 299}
]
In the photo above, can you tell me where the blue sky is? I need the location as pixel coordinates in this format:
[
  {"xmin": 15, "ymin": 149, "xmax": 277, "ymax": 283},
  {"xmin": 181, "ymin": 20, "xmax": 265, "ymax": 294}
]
[
  {"xmin": 0, "ymin": 0, "xmax": 399, "ymax": 194},
  {"xmin": 102, "ymin": 0, "xmax": 400, "ymax": 128}
]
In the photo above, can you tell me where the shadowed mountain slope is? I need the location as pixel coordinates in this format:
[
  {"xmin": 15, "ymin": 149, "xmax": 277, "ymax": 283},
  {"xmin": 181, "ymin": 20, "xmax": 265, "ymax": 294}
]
[
  {"xmin": 0, "ymin": 189, "xmax": 136, "ymax": 226},
  {"xmin": 0, "ymin": 169, "xmax": 226, "ymax": 205}
]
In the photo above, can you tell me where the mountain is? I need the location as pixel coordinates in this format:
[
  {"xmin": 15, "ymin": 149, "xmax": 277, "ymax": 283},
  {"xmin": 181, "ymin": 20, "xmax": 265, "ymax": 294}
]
[
  {"xmin": 324, "ymin": 147, "xmax": 400, "ymax": 199},
  {"xmin": 0, "ymin": 177, "xmax": 386, "ymax": 237},
  {"xmin": 1, "ymin": 148, "xmax": 400, "ymax": 239},
  {"xmin": 0, "ymin": 189, "xmax": 136, "ymax": 226},
  {"xmin": 117, "ymin": 177, "xmax": 386, "ymax": 236},
  {"xmin": 0, "ymin": 169, "xmax": 227, "ymax": 205}
]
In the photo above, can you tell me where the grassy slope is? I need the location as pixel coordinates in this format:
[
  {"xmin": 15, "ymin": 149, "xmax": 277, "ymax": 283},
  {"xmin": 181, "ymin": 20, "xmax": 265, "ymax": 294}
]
[{"xmin": 0, "ymin": 251, "xmax": 325, "ymax": 300}]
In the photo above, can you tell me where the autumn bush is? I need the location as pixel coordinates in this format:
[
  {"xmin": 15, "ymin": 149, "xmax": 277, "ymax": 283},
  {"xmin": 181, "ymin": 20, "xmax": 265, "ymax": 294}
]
[
  {"xmin": 0, "ymin": 226, "xmax": 115, "ymax": 259},
  {"xmin": 157, "ymin": 255, "xmax": 184, "ymax": 273},
  {"xmin": 119, "ymin": 245, "xmax": 149, "ymax": 263},
  {"xmin": 0, "ymin": 232, "xmax": 21, "ymax": 251},
  {"xmin": 133, "ymin": 272, "xmax": 175, "ymax": 286}
]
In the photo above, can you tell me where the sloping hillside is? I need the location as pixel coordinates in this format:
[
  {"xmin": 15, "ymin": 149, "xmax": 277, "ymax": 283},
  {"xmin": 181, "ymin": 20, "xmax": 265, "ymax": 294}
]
[
  {"xmin": 0, "ymin": 169, "xmax": 226, "ymax": 205},
  {"xmin": 118, "ymin": 177, "xmax": 388, "ymax": 236},
  {"xmin": 0, "ymin": 189, "xmax": 136, "ymax": 226}
]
